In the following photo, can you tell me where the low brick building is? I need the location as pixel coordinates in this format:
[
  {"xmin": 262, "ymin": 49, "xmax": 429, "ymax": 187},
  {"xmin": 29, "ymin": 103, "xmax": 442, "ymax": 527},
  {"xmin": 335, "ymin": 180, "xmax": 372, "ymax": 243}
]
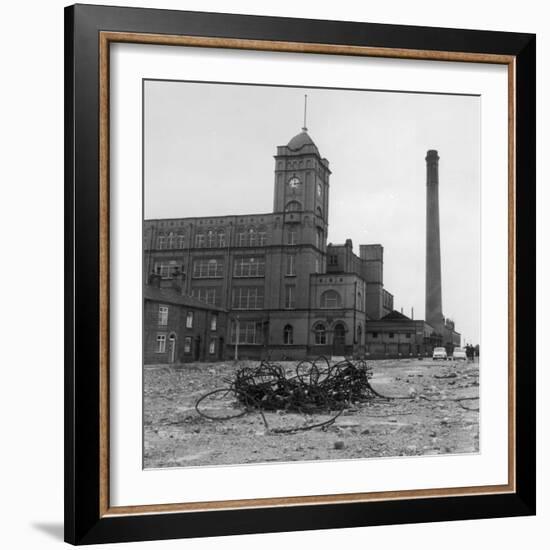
[
  {"xmin": 144, "ymin": 275, "xmax": 228, "ymax": 365},
  {"xmin": 365, "ymin": 310, "xmax": 460, "ymax": 358}
]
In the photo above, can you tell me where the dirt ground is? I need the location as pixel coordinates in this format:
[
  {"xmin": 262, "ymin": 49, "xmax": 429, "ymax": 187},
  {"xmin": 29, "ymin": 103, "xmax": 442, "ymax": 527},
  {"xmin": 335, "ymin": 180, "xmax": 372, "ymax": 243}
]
[{"xmin": 143, "ymin": 358, "xmax": 479, "ymax": 469}]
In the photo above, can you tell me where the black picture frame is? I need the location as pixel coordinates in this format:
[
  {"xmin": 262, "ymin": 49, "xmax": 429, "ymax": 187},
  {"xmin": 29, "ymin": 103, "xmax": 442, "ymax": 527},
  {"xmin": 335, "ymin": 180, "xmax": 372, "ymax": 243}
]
[{"xmin": 65, "ymin": 3, "xmax": 536, "ymax": 545}]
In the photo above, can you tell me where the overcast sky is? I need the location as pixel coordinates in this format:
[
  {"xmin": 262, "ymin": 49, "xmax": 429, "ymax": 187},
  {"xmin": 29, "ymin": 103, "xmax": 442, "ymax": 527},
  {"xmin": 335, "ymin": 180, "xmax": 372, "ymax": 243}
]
[{"xmin": 144, "ymin": 80, "xmax": 480, "ymax": 345}]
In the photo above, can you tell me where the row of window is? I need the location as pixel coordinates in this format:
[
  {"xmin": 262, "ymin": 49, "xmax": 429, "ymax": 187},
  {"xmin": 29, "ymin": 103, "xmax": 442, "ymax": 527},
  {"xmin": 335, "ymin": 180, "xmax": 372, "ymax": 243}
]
[
  {"xmin": 155, "ymin": 253, "xmax": 321, "ymax": 282},
  {"xmin": 157, "ymin": 305, "xmax": 217, "ymax": 331},
  {"xmin": 155, "ymin": 333, "xmax": 218, "ymax": 355},
  {"xmin": 228, "ymin": 322, "xmax": 354, "ymax": 346},
  {"xmin": 156, "ymin": 288, "xmax": 348, "ymax": 312},
  {"xmin": 155, "ymin": 226, "xmax": 327, "ymax": 250},
  {"xmin": 370, "ymin": 332, "xmax": 412, "ymax": 339},
  {"xmin": 156, "ymin": 229, "xmax": 269, "ymax": 250}
]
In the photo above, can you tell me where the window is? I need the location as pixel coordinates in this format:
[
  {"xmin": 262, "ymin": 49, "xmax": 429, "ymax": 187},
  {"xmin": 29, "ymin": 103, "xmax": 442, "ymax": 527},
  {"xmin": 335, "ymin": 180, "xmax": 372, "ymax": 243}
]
[
  {"xmin": 321, "ymin": 289, "xmax": 342, "ymax": 308},
  {"xmin": 193, "ymin": 258, "xmax": 223, "ymax": 278},
  {"xmin": 166, "ymin": 233, "xmax": 174, "ymax": 249},
  {"xmin": 166, "ymin": 232, "xmax": 183, "ymax": 249},
  {"xmin": 218, "ymin": 231, "xmax": 226, "ymax": 247},
  {"xmin": 315, "ymin": 258, "xmax": 320, "ymax": 273},
  {"xmin": 186, "ymin": 311, "xmax": 193, "ymax": 328},
  {"xmin": 285, "ymin": 285, "xmax": 296, "ymax": 309},
  {"xmin": 357, "ymin": 292, "xmax": 363, "ymax": 311},
  {"xmin": 195, "ymin": 233, "xmax": 205, "ymax": 248},
  {"xmin": 231, "ymin": 321, "xmax": 262, "ymax": 344},
  {"xmin": 248, "ymin": 228, "xmax": 257, "ymax": 246},
  {"xmin": 372, "ymin": 332, "xmax": 379, "ymax": 339},
  {"xmin": 316, "ymin": 228, "xmax": 324, "ymax": 249},
  {"xmin": 406, "ymin": 332, "xmax": 411, "ymax": 339},
  {"xmin": 210, "ymin": 314, "xmax": 217, "ymax": 331},
  {"xmin": 329, "ymin": 254, "xmax": 338, "ymax": 266},
  {"xmin": 284, "ymin": 325, "xmax": 294, "ymax": 345},
  {"xmin": 158, "ymin": 305, "xmax": 168, "ymax": 326},
  {"xmin": 234, "ymin": 256, "xmax": 265, "ymax": 277},
  {"xmin": 389, "ymin": 332, "xmax": 395, "ymax": 338},
  {"xmin": 232, "ymin": 287, "xmax": 264, "ymax": 309},
  {"xmin": 287, "ymin": 229, "xmax": 297, "ymax": 245},
  {"xmin": 286, "ymin": 254, "xmax": 296, "ymax": 276},
  {"xmin": 356, "ymin": 325, "xmax": 362, "ymax": 344},
  {"xmin": 192, "ymin": 287, "xmax": 218, "ymax": 305},
  {"xmin": 154, "ymin": 261, "xmax": 182, "ymax": 279},
  {"xmin": 156, "ymin": 334, "xmax": 166, "ymax": 353},
  {"xmin": 184, "ymin": 337, "xmax": 192, "ymax": 354},
  {"xmin": 314, "ymin": 323, "xmax": 327, "ymax": 345},
  {"xmin": 258, "ymin": 230, "xmax": 267, "ymax": 246},
  {"xmin": 157, "ymin": 235, "xmax": 167, "ymax": 249},
  {"xmin": 206, "ymin": 230, "xmax": 216, "ymax": 248},
  {"xmin": 209, "ymin": 338, "xmax": 216, "ymax": 355},
  {"xmin": 237, "ymin": 231, "xmax": 247, "ymax": 246},
  {"xmin": 285, "ymin": 201, "xmax": 302, "ymax": 212}
]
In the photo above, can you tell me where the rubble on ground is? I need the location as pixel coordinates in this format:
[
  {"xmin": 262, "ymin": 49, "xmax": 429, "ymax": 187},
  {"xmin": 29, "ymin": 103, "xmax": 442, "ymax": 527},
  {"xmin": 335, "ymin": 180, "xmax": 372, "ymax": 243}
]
[{"xmin": 143, "ymin": 358, "xmax": 480, "ymax": 468}]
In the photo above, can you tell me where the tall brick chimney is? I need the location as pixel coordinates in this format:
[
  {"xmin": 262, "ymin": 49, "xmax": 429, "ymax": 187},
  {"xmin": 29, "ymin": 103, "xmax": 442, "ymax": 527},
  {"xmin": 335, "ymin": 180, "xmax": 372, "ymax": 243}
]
[{"xmin": 425, "ymin": 150, "xmax": 444, "ymax": 332}]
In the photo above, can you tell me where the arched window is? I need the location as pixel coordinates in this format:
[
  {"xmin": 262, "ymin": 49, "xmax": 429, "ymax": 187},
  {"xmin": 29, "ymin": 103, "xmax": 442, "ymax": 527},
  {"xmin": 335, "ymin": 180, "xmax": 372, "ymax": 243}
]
[
  {"xmin": 206, "ymin": 230, "xmax": 216, "ymax": 248},
  {"xmin": 218, "ymin": 230, "xmax": 226, "ymax": 247},
  {"xmin": 167, "ymin": 232, "xmax": 176, "ymax": 249},
  {"xmin": 314, "ymin": 323, "xmax": 327, "ymax": 345},
  {"xmin": 357, "ymin": 292, "xmax": 363, "ymax": 311},
  {"xmin": 285, "ymin": 201, "xmax": 302, "ymax": 212},
  {"xmin": 237, "ymin": 230, "xmax": 247, "ymax": 247},
  {"xmin": 283, "ymin": 324, "xmax": 293, "ymax": 345},
  {"xmin": 316, "ymin": 206, "xmax": 323, "ymax": 218},
  {"xmin": 321, "ymin": 290, "xmax": 342, "ymax": 309},
  {"xmin": 316, "ymin": 228, "xmax": 324, "ymax": 249},
  {"xmin": 177, "ymin": 234, "xmax": 185, "ymax": 248},
  {"xmin": 195, "ymin": 233, "xmax": 205, "ymax": 248},
  {"xmin": 258, "ymin": 226, "xmax": 267, "ymax": 246},
  {"xmin": 248, "ymin": 227, "xmax": 257, "ymax": 246}
]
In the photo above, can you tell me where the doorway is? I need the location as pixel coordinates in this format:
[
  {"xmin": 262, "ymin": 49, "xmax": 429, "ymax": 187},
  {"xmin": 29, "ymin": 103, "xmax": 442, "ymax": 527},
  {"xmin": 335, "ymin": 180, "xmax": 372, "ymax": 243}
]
[
  {"xmin": 333, "ymin": 323, "xmax": 346, "ymax": 356},
  {"xmin": 168, "ymin": 334, "xmax": 177, "ymax": 363}
]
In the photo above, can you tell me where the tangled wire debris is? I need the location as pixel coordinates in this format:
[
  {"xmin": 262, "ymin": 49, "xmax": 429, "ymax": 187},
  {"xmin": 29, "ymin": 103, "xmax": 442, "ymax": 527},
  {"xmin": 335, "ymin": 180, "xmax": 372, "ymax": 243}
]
[{"xmin": 195, "ymin": 357, "xmax": 386, "ymax": 434}]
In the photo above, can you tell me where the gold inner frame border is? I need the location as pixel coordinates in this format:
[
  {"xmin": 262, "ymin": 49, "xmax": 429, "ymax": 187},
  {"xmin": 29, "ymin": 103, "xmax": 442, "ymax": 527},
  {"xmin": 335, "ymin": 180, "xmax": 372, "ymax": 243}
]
[{"xmin": 98, "ymin": 31, "xmax": 516, "ymax": 518}]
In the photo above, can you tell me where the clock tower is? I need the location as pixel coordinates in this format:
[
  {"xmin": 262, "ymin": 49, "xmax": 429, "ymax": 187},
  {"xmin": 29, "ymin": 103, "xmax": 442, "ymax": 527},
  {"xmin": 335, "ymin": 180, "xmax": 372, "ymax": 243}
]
[{"xmin": 272, "ymin": 127, "xmax": 331, "ymax": 220}]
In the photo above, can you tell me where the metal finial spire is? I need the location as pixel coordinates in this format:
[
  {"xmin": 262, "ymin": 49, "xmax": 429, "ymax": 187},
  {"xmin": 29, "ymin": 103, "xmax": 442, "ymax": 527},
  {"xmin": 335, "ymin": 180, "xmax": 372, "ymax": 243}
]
[{"xmin": 302, "ymin": 94, "xmax": 308, "ymax": 132}]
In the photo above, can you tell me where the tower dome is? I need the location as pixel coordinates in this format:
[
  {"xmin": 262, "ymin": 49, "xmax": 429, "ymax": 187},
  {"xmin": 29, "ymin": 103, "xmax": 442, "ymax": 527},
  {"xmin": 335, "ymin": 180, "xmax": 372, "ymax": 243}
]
[{"xmin": 286, "ymin": 129, "xmax": 318, "ymax": 152}]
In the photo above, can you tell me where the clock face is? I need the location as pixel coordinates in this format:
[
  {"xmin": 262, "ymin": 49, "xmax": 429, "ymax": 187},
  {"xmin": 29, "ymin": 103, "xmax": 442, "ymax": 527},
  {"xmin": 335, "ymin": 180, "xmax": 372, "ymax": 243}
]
[
  {"xmin": 317, "ymin": 182, "xmax": 322, "ymax": 197},
  {"xmin": 288, "ymin": 176, "xmax": 301, "ymax": 189}
]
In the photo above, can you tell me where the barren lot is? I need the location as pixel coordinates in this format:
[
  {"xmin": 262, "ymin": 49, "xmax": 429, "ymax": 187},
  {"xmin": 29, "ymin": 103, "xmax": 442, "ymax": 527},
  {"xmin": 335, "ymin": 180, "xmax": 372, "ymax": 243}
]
[{"xmin": 144, "ymin": 358, "xmax": 479, "ymax": 468}]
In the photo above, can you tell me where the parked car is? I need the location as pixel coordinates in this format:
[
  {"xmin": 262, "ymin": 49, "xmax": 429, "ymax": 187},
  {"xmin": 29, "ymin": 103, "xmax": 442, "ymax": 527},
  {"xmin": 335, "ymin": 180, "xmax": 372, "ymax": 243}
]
[
  {"xmin": 432, "ymin": 347, "xmax": 448, "ymax": 360},
  {"xmin": 452, "ymin": 347, "xmax": 467, "ymax": 361}
]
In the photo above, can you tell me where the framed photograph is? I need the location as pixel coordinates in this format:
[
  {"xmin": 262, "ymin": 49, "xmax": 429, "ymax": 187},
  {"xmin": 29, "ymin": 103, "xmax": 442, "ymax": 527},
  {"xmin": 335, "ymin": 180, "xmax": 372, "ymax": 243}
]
[{"xmin": 65, "ymin": 4, "xmax": 536, "ymax": 545}]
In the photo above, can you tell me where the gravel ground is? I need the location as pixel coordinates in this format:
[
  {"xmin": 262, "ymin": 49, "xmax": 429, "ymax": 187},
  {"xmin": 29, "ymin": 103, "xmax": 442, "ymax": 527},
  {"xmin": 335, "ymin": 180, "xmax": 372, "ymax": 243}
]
[{"xmin": 143, "ymin": 358, "xmax": 479, "ymax": 469}]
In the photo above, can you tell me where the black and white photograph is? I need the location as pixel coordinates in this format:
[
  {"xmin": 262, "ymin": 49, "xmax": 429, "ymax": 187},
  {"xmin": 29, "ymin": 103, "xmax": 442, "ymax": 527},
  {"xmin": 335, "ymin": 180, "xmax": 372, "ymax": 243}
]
[{"xmin": 142, "ymin": 80, "xmax": 481, "ymax": 469}]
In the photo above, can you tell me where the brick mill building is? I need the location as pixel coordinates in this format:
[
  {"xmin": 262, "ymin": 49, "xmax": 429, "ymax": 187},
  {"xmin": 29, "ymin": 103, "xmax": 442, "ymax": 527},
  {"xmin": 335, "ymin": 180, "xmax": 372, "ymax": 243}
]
[{"xmin": 144, "ymin": 125, "xmax": 459, "ymax": 363}]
